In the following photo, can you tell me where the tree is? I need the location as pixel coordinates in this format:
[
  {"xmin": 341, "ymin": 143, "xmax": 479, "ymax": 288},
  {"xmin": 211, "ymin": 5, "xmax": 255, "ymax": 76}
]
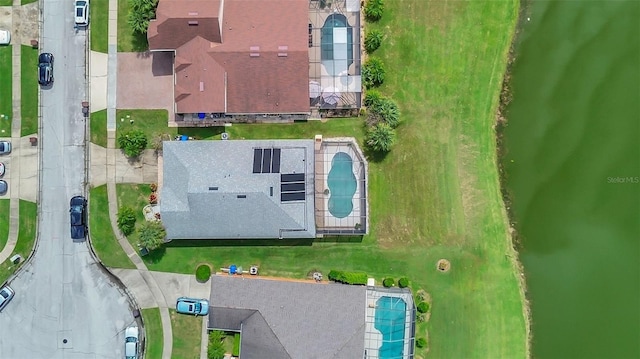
[
  {"xmin": 364, "ymin": 0, "xmax": 384, "ymax": 22},
  {"xmin": 366, "ymin": 122, "xmax": 396, "ymax": 153},
  {"xmin": 208, "ymin": 331, "xmax": 226, "ymax": 359},
  {"xmin": 118, "ymin": 129, "xmax": 148, "ymax": 158},
  {"xmin": 138, "ymin": 220, "xmax": 166, "ymax": 251},
  {"xmin": 117, "ymin": 206, "xmax": 137, "ymax": 236},
  {"xmin": 362, "ymin": 57, "xmax": 386, "ymax": 88},
  {"xmin": 127, "ymin": 0, "xmax": 158, "ymax": 34},
  {"xmin": 364, "ymin": 29, "xmax": 383, "ymax": 53}
]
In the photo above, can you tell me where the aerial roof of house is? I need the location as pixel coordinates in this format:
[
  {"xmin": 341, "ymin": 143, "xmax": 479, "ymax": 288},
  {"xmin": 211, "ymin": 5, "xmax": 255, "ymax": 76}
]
[
  {"xmin": 160, "ymin": 140, "xmax": 316, "ymax": 239},
  {"xmin": 208, "ymin": 275, "xmax": 366, "ymax": 359},
  {"xmin": 148, "ymin": 0, "xmax": 310, "ymax": 114}
]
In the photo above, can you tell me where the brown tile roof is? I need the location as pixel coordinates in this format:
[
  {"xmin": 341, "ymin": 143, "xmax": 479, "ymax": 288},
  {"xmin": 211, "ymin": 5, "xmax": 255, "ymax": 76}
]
[
  {"xmin": 148, "ymin": 0, "xmax": 309, "ymax": 114},
  {"xmin": 148, "ymin": 0, "xmax": 223, "ymax": 49}
]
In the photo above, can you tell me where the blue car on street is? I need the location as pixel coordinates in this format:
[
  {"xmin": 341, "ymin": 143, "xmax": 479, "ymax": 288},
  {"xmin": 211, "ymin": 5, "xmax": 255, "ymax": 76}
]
[{"xmin": 176, "ymin": 297, "xmax": 209, "ymax": 316}]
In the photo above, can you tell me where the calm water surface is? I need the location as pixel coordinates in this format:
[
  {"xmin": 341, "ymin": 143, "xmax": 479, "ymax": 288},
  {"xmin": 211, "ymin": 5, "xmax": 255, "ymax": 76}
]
[{"xmin": 502, "ymin": 1, "xmax": 639, "ymax": 358}]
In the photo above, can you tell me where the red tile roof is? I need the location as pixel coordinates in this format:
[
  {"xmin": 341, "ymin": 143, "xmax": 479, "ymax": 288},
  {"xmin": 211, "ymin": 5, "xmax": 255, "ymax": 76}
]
[{"xmin": 148, "ymin": 0, "xmax": 310, "ymax": 114}]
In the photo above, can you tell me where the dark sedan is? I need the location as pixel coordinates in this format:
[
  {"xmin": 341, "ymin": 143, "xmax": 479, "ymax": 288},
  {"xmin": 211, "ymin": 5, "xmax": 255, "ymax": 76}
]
[
  {"xmin": 70, "ymin": 196, "xmax": 87, "ymax": 240},
  {"xmin": 38, "ymin": 52, "xmax": 54, "ymax": 86}
]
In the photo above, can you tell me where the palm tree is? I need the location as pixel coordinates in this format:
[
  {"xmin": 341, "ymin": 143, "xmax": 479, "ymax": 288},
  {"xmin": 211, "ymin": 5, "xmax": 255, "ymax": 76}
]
[{"xmin": 366, "ymin": 122, "xmax": 396, "ymax": 153}]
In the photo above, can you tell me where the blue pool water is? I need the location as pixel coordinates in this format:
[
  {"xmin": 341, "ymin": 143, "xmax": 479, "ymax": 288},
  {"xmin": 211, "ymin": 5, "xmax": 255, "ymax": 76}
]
[
  {"xmin": 321, "ymin": 14, "xmax": 354, "ymax": 75},
  {"xmin": 327, "ymin": 152, "xmax": 357, "ymax": 218},
  {"xmin": 374, "ymin": 297, "xmax": 407, "ymax": 359}
]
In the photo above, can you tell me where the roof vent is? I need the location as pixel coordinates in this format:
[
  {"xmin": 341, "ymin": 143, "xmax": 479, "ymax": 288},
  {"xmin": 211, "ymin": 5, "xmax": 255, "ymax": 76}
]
[
  {"xmin": 250, "ymin": 46, "xmax": 260, "ymax": 51},
  {"xmin": 188, "ymin": 20, "xmax": 198, "ymax": 26},
  {"xmin": 278, "ymin": 53, "xmax": 288, "ymax": 57},
  {"xmin": 250, "ymin": 53, "xmax": 260, "ymax": 57},
  {"xmin": 188, "ymin": 11, "xmax": 198, "ymax": 16},
  {"xmin": 278, "ymin": 46, "xmax": 288, "ymax": 51},
  {"xmin": 237, "ymin": 195, "xmax": 247, "ymax": 199},
  {"xmin": 199, "ymin": 81, "xmax": 204, "ymax": 92},
  {"xmin": 209, "ymin": 187, "xmax": 219, "ymax": 191}
]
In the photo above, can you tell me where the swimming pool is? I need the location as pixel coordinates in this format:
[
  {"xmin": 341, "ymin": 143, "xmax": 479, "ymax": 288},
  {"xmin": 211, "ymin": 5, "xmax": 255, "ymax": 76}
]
[
  {"xmin": 327, "ymin": 152, "xmax": 357, "ymax": 218},
  {"xmin": 321, "ymin": 13, "xmax": 354, "ymax": 76},
  {"xmin": 374, "ymin": 296, "xmax": 407, "ymax": 359}
]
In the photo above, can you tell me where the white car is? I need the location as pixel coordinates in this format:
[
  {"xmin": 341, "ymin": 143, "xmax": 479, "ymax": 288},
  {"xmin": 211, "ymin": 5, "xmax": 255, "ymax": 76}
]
[
  {"xmin": 0, "ymin": 285, "xmax": 15, "ymax": 311},
  {"xmin": 0, "ymin": 29, "xmax": 10, "ymax": 45},
  {"xmin": 0, "ymin": 163, "xmax": 5, "ymax": 177},
  {"xmin": 124, "ymin": 326, "xmax": 139, "ymax": 359},
  {"xmin": 74, "ymin": 0, "xmax": 89, "ymax": 26}
]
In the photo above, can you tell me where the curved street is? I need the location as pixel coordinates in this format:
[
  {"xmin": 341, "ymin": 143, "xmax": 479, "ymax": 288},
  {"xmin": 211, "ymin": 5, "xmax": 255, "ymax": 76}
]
[{"xmin": 0, "ymin": 0, "xmax": 137, "ymax": 357}]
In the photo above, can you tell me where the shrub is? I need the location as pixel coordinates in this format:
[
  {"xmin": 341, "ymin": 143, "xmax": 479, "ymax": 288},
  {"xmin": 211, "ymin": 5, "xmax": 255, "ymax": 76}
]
[
  {"xmin": 118, "ymin": 129, "xmax": 148, "ymax": 158},
  {"xmin": 364, "ymin": 90, "xmax": 383, "ymax": 108},
  {"xmin": 374, "ymin": 97, "xmax": 400, "ymax": 128},
  {"xmin": 364, "ymin": 0, "xmax": 384, "ymax": 22},
  {"xmin": 149, "ymin": 193, "xmax": 158, "ymax": 204},
  {"xmin": 117, "ymin": 206, "xmax": 136, "ymax": 236},
  {"xmin": 208, "ymin": 330, "xmax": 225, "ymax": 359},
  {"xmin": 364, "ymin": 29, "xmax": 383, "ymax": 53},
  {"xmin": 417, "ymin": 301, "xmax": 430, "ymax": 313},
  {"xmin": 398, "ymin": 277, "xmax": 409, "ymax": 288},
  {"xmin": 366, "ymin": 122, "xmax": 396, "ymax": 153},
  {"xmin": 362, "ymin": 57, "xmax": 385, "ymax": 88},
  {"xmin": 150, "ymin": 183, "xmax": 158, "ymax": 192},
  {"xmin": 416, "ymin": 337, "xmax": 427, "ymax": 348},
  {"xmin": 382, "ymin": 277, "xmax": 395, "ymax": 287},
  {"xmin": 128, "ymin": 0, "xmax": 159, "ymax": 35},
  {"xmin": 138, "ymin": 220, "xmax": 166, "ymax": 251},
  {"xmin": 328, "ymin": 270, "xmax": 368, "ymax": 285},
  {"xmin": 196, "ymin": 264, "xmax": 211, "ymax": 282}
]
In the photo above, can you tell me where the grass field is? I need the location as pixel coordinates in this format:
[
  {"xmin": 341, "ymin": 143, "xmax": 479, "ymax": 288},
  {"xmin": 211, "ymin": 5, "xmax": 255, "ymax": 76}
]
[
  {"xmin": 90, "ymin": 110, "xmax": 108, "ymax": 147},
  {"xmin": 141, "ymin": 308, "xmax": 163, "ymax": 359},
  {"xmin": 89, "ymin": 185, "xmax": 136, "ymax": 269},
  {"xmin": 115, "ymin": 109, "xmax": 171, "ymax": 148},
  {"xmin": 90, "ymin": 0, "xmax": 109, "ymax": 53},
  {"xmin": 0, "ymin": 46, "xmax": 12, "ymax": 136},
  {"xmin": 0, "ymin": 200, "xmax": 10, "ymax": 254},
  {"xmin": 170, "ymin": 309, "xmax": 201, "ymax": 359},
  {"xmin": 21, "ymin": 45, "xmax": 39, "ymax": 136},
  {"xmin": 117, "ymin": 0, "xmax": 149, "ymax": 52},
  {"xmin": 124, "ymin": 1, "xmax": 525, "ymax": 358},
  {"xmin": 21, "ymin": 0, "xmax": 38, "ymax": 4},
  {"xmin": 0, "ymin": 0, "xmax": 11, "ymax": 5},
  {"xmin": 0, "ymin": 200, "xmax": 37, "ymax": 285}
]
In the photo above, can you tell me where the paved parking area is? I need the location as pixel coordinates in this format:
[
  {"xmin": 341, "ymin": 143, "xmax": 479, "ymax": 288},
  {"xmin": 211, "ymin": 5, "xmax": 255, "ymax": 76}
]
[{"xmin": 117, "ymin": 52, "xmax": 174, "ymax": 119}]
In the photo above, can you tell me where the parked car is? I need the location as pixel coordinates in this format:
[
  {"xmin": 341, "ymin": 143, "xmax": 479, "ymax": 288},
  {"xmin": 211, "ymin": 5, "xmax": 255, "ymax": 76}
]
[
  {"xmin": 0, "ymin": 163, "xmax": 5, "ymax": 177},
  {"xmin": 0, "ymin": 29, "xmax": 10, "ymax": 45},
  {"xmin": 74, "ymin": 0, "xmax": 89, "ymax": 26},
  {"xmin": 70, "ymin": 196, "xmax": 87, "ymax": 240},
  {"xmin": 176, "ymin": 297, "xmax": 209, "ymax": 316},
  {"xmin": 124, "ymin": 326, "xmax": 139, "ymax": 359},
  {"xmin": 0, "ymin": 285, "xmax": 15, "ymax": 311},
  {"xmin": 0, "ymin": 141, "xmax": 11, "ymax": 154},
  {"xmin": 38, "ymin": 53, "xmax": 54, "ymax": 86},
  {"xmin": 0, "ymin": 180, "xmax": 7, "ymax": 195}
]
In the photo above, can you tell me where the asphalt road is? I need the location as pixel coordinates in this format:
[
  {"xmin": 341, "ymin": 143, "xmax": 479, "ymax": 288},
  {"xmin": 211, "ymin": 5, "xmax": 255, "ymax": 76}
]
[{"xmin": 0, "ymin": 2, "xmax": 136, "ymax": 358}]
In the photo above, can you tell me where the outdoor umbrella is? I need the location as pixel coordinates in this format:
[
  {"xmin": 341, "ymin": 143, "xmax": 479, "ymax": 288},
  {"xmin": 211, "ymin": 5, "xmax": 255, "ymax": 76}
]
[{"xmin": 322, "ymin": 87, "xmax": 340, "ymax": 105}]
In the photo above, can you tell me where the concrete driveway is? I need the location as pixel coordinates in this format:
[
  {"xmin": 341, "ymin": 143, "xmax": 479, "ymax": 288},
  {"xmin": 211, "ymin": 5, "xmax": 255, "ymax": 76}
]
[{"xmin": 117, "ymin": 52, "xmax": 174, "ymax": 119}]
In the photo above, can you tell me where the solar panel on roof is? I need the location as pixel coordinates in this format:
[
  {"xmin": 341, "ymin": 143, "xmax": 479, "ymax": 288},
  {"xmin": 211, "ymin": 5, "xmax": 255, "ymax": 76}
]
[
  {"xmin": 272, "ymin": 148, "xmax": 281, "ymax": 173},
  {"xmin": 252, "ymin": 148, "xmax": 262, "ymax": 173},
  {"xmin": 262, "ymin": 149, "xmax": 272, "ymax": 174},
  {"xmin": 281, "ymin": 183, "xmax": 305, "ymax": 192},
  {"xmin": 281, "ymin": 173, "xmax": 305, "ymax": 182},
  {"xmin": 281, "ymin": 191, "xmax": 306, "ymax": 202}
]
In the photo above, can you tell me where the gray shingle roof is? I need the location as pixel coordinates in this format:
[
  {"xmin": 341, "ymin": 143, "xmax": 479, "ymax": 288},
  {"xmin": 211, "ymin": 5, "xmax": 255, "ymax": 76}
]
[
  {"xmin": 208, "ymin": 275, "xmax": 366, "ymax": 359},
  {"xmin": 161, "ymin": 140, "xmax": 316, "ymax": 239}
]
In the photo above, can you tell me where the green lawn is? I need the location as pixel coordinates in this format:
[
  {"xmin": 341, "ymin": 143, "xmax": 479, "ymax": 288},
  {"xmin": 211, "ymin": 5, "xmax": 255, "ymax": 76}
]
[
  {"xmin": 0, "ymin": 46, "xmax": 12, "ymax": 136},
  {"xmin": 21, "ymin": 0, "xmax": 38, "ymax": 4},
  {"xmin": 170, "ymin": 309, "xmax": 202, "ymax": 359},
  {"xmin": 0, "ymin": 0, "xmax": 11, "ymax": 6},
  {"xmin": 90, "ymin": 110, "xmax": 108, "ymax": 147},
  {"xmin": 0, "ymin": 200, "xmax": 10, "ymax": 252},
  {"xmin": 0, "ymin": 200, "xmax": 37, "ymax": 285},
  {"xmin": 21, "ymin": 45, "xmax": 39, "ymax": 136},
  {"xmin": 117, "ymin": 0, "xmax": 149, "ymax": 52},
  {"xmin": 90, "ymin": 0, "xmax": 109, "ymax": 53},
  {"xmin": 125, "ymin": 1, "xmax": 526, "ymax": 358},
  {"xmin": 115, "ymin": 109, "xmax": 172, "ymax": 149},
  {"xmin": 115, "ymin": 183, "xmax": 153, "ymax": 251},
  {"xmin": 89, "ymin": 185, "xmax": 136, "ymax": 269},
  {"xmin": 142, "ymin": 308, "xmax": 163, "ymax": 359}
]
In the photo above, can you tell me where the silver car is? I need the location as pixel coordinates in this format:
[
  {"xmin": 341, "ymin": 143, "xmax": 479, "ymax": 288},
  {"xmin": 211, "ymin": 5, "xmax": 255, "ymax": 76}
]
[
  {"xmin": 0, "ymin": 285, "xmax": 15, "ymax": 311},
  {"xmin": 125, "ymin": 326, "xmax": 139, "ymax": 359},
  {"xmin": 0, "ymin": 141, "xmax": 10, "ymax": 154}
]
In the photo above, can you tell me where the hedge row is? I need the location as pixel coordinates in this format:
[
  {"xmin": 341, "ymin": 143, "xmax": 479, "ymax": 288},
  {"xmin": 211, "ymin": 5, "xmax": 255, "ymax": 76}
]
[{"xmin": 328, "ymin": 270, "xmax": 368, "ymax": 285}]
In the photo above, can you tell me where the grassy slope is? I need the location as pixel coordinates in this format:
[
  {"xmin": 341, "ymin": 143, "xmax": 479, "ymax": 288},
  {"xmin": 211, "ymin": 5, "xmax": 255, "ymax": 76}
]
[
  {"xmin": 90, "ymin": 110, "xmax": 108, "ymax": 147},
  {"xmin": 0, "ymin": 200, "xmax": 10, "ymax": 254},
  {"xmin": 0, "ymin": 201, "xmax": 37, "ymax": 284},
  {"xmin": 170, "ymin": 309, "xmax": 201, "ymax": 359},
  {"xmin": 142, "ymin": 308, "xmax": 163, "ymax": 359},
  {"xmin": 0, "ymin": 46, "xmax": 11, "ymax": 136},
  {"xmin": 90, "ymin": 0, "xmax": 109, "ymax": 53},
  {"xmin": 21, "ymin": 45, "xmax": 39, "ymax": 136},
  {"xmin": 89, "ymin": 185, "xmax": 136, "ymax": 269}
]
